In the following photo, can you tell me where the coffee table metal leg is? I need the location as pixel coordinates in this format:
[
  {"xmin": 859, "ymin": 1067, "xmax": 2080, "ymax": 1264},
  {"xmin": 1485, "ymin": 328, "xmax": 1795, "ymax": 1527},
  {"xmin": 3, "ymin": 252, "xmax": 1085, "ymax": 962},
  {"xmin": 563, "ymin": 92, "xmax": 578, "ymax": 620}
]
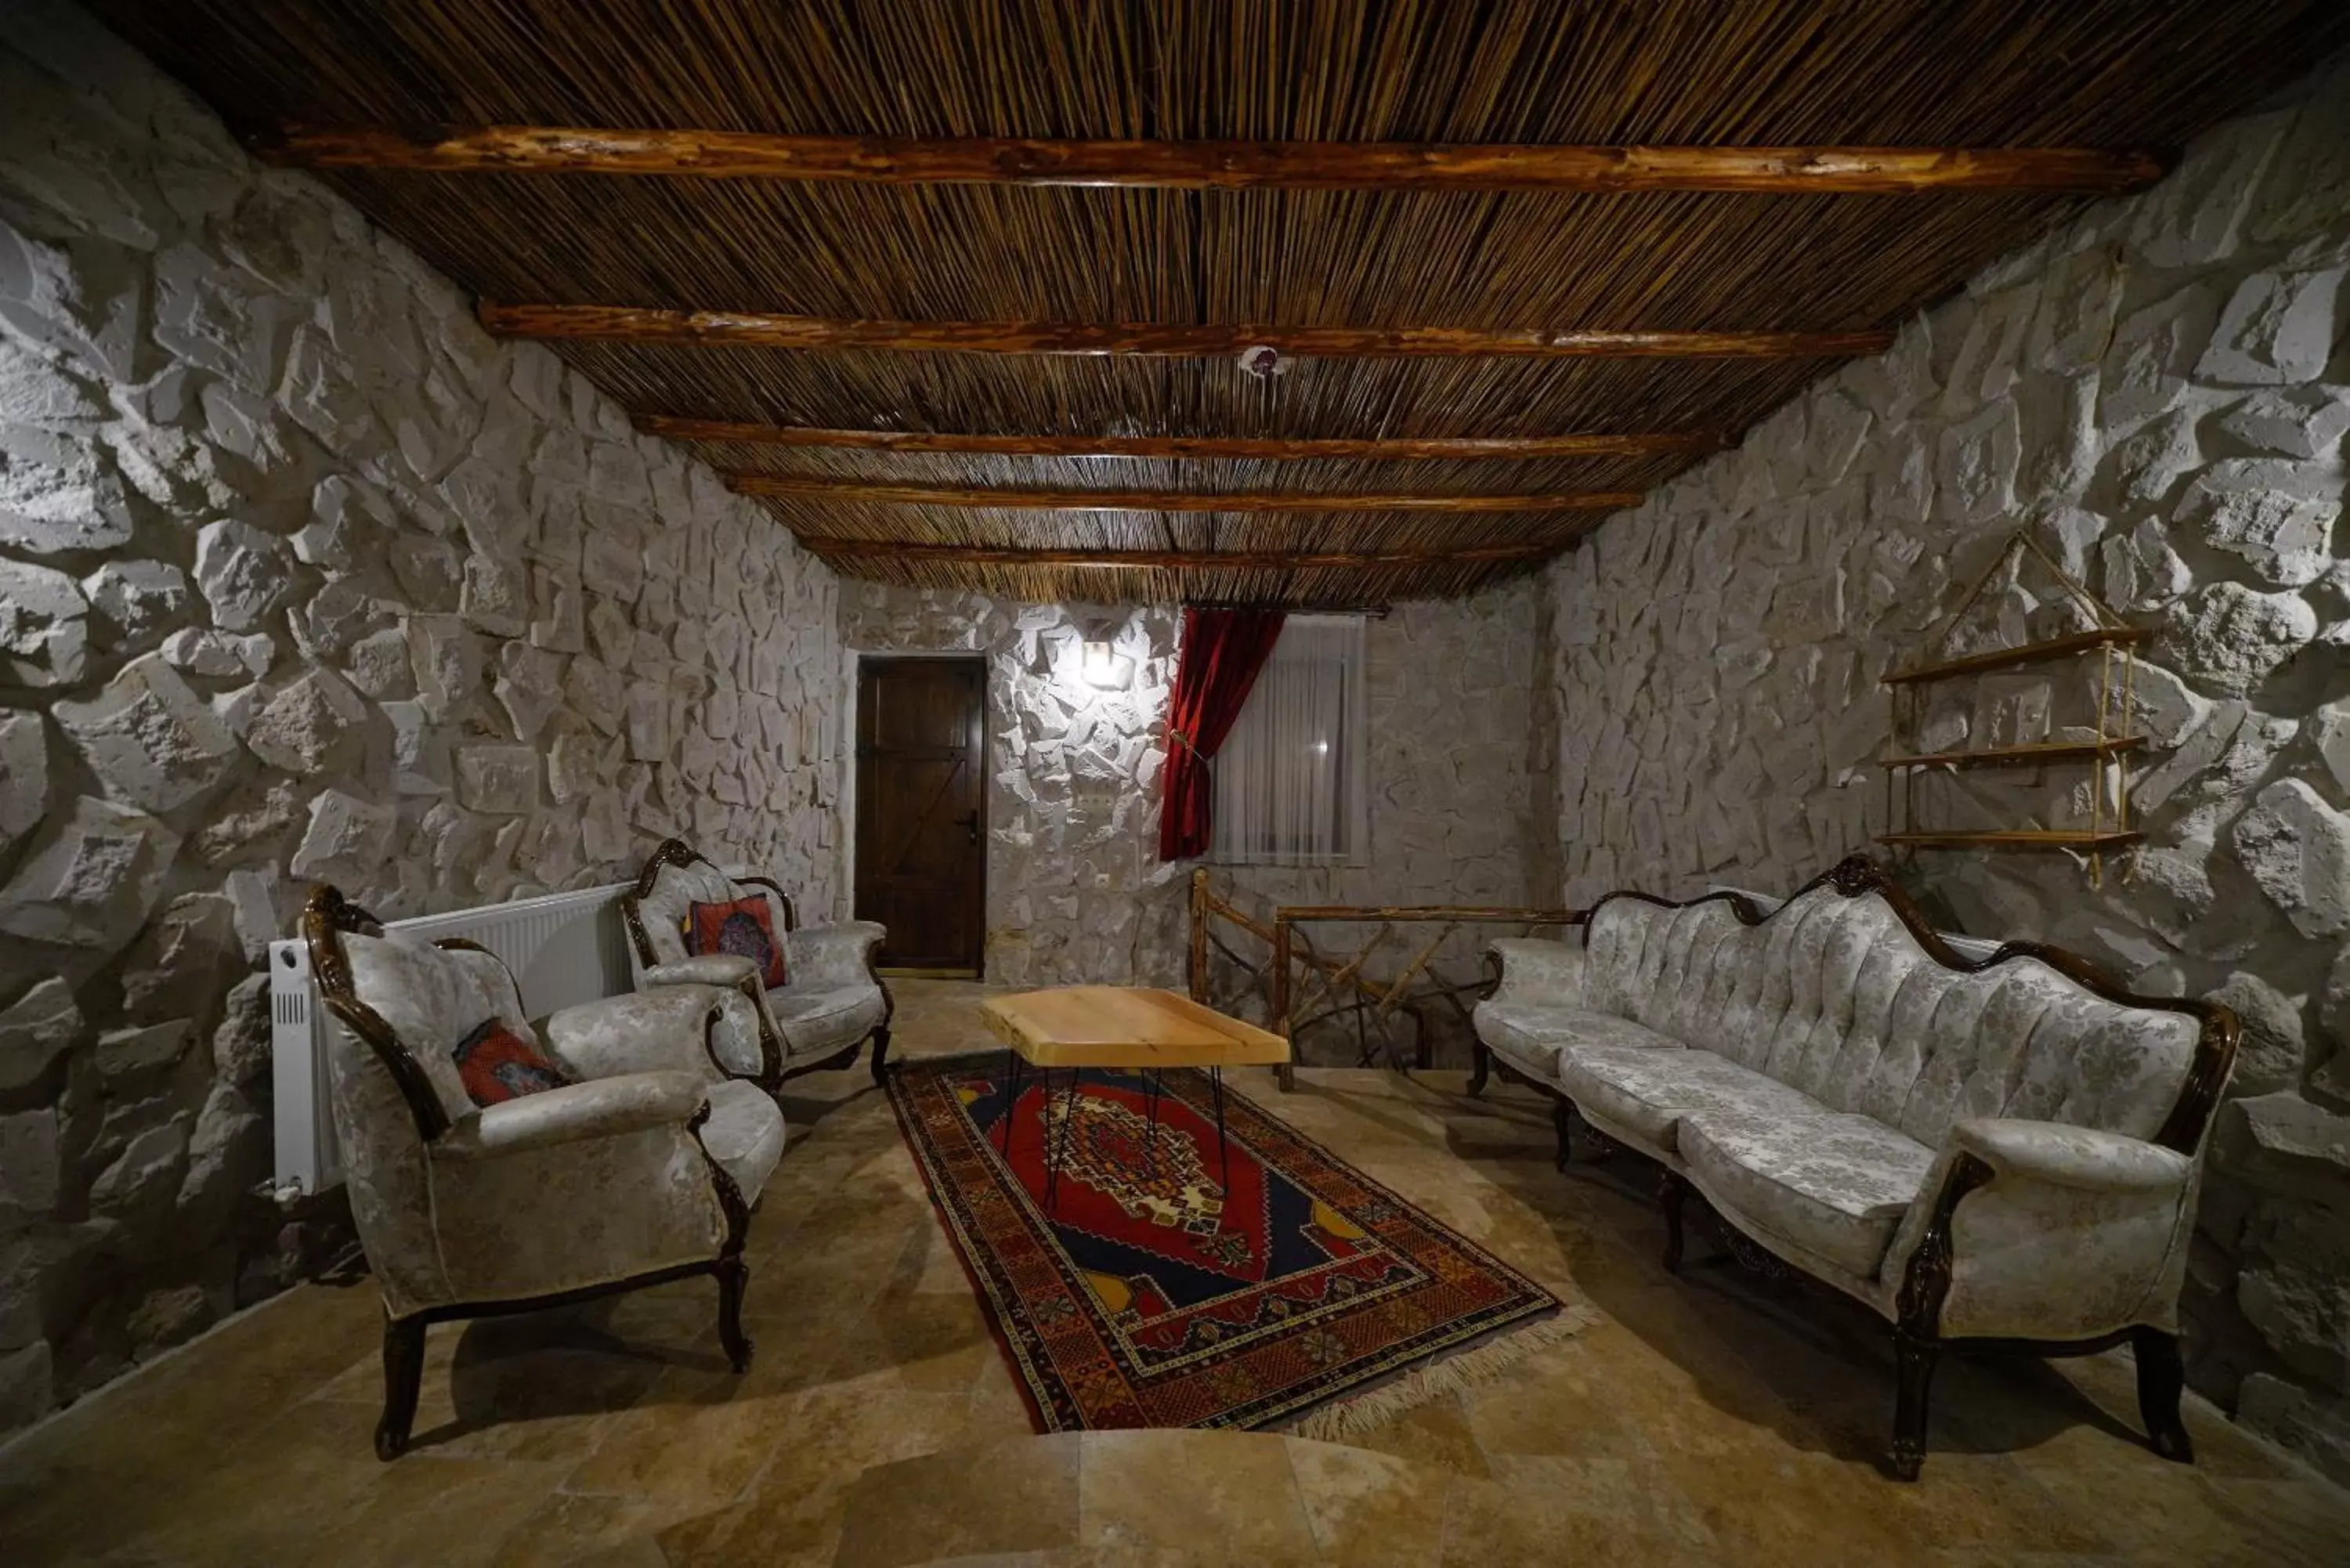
[
  {"xmin": 1141, "ymin": 1069, "xmax": 1162, "ymax": 1179},
  {"xmin": 1210, "ymin": 1067, "xmax": 1229, "ymax": 1193},
  {"xmin": 1045, "ymin": 1069, "xmax": 1083, "ymax": 1211},
  {"xmin": 998, "ymin": 1050, "xmax": 1025, "ymax": 1158},
  {"xmin": 1041, "ymin": 1068, "xmax": 1058, "ymax": 1208}
]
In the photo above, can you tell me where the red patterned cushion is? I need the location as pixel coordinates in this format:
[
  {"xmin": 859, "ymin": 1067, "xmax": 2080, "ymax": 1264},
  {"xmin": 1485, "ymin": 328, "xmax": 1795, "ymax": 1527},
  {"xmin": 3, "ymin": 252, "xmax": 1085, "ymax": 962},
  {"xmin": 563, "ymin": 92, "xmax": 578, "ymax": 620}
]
[
  {"xmin": 451, "ymin": 1018, "xmax": 573, "ymax": 1107},
  {"xmin": 685, "ymin": 895, "xmax": 789, "ymax": 990}
]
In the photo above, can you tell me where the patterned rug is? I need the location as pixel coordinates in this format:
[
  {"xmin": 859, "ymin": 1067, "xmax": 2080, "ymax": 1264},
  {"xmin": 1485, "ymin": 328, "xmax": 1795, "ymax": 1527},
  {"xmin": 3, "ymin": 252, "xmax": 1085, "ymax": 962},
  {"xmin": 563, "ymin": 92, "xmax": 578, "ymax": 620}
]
[{"xmin": 886, "ymin": 1053, "xmax": 1580, "ymax": 1435}]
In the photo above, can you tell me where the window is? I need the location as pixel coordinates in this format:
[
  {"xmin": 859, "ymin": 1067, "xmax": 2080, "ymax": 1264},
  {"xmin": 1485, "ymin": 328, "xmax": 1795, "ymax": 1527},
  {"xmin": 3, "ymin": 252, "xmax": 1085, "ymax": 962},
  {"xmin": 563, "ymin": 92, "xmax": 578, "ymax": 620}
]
[{"xmin": 1209, "ymin": 615, "xmax": 1368, "ymax": 865}]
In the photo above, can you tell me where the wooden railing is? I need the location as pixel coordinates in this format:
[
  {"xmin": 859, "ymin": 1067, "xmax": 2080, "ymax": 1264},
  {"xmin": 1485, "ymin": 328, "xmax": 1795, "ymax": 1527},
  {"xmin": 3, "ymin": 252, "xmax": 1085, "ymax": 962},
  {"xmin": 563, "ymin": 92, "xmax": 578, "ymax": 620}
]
[{"xmin": 1188, "ymin": 869, "xmax": 1581, "ymax": 1089}]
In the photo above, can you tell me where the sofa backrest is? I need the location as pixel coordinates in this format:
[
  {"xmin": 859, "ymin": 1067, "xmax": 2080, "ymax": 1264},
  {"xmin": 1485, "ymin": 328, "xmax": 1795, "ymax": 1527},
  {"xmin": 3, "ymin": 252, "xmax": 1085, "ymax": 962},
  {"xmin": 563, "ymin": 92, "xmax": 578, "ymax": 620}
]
[
  {"xmin": 304, "ymin": 893, "xmax": 536, "ymax": 1314},
  {"xmin": 625, "ymin": 839, "xmax": 793, "ymax": 980},
  {"xmin": 1582, "ymin": 872, "xmax": 2207, "ymax": 1151},
  {"xmin": 343, "ymin": 931, "xmax": 532, "ymax": 1126}
]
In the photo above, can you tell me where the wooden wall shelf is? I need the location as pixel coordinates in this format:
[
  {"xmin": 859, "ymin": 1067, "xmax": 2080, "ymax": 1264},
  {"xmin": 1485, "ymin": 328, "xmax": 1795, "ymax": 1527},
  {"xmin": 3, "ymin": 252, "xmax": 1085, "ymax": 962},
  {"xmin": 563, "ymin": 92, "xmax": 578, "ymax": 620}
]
[
  {"xmin": 1877, "ymin": 829, "xmax": 2146, "ymax": 850},
  {"xmin": 1882, "ymin": 626, "xmax": 2151, "ymax": 686},
  {"xmin": 1878, "ymin": 736, "xmax": 2146, "ymax": 771},
  {"xmin": 1877, "ymin": 533, "xmax": 2149, "ymax": 883}
]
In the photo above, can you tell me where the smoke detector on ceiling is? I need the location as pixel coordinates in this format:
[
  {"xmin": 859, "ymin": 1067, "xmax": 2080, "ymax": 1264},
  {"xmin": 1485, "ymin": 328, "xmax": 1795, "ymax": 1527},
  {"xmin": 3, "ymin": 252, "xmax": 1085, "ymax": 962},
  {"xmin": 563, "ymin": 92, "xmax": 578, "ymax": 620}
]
[{"xmin": 1238, "ymin": 345, "xmax": 1286, "ymax": 379}]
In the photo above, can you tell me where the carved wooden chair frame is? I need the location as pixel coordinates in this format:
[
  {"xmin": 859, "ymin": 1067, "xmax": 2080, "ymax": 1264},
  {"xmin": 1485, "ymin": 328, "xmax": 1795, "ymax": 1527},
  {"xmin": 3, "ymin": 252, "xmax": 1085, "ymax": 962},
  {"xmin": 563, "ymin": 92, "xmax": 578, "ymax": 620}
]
[
  {"xmin": 301, "ymin": 884, "xmax": 755, "ymax": 1461},
  {"xmin": 620, "ymin": 836, "xmax": 895, "ymax": 1089},
  {"xmin": 1468, "ymin": 854, "xmax": 2238, "ymax": 1479}
]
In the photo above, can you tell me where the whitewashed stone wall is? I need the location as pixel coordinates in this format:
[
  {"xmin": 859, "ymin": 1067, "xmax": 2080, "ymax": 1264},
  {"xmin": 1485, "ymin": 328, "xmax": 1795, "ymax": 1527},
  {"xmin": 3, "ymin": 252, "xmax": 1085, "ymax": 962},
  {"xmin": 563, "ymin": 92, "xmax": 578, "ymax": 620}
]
[
  {"xmin": 840, "ymin": 580, "xmax": 1554, "ymax": 1057},
  {"xmin": 0, "ymin": 4, "xmax": 841, "ymax": 1435},
  {"xmin": 1546, "ymin": 54, "xmax": 2350, "ymax": 1479},
  {"xmin": 841, "ymin": 592, "xmax": 1187, "ymax": 987}
]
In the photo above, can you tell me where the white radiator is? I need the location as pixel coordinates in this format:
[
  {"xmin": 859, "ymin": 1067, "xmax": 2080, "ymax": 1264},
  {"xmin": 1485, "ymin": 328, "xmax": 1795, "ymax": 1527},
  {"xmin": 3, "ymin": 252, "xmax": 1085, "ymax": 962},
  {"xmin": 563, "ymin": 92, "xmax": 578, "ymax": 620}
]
[{"xmin": 267, "ymin": 883, "xmax": 638, "ymax": 1195}]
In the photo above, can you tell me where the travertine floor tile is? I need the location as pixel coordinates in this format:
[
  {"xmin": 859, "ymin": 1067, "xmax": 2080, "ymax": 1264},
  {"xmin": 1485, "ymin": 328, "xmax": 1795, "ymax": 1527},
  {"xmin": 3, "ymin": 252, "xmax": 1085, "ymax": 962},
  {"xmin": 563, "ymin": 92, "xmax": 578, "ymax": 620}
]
[
  {"xmin": 1325, "ymin": 1391, "xmax": 1495, "ymax": 1479},
  {"xmin": 1457, "ymin": 1335, "xmax": 1654, "ymax": 1461},
  {"xmin": 556, "ymin": 1363, "xmax": 806, "ymax": 1512},
  {"xmin": 5, "ymin": 979, "xmax": 2348, "ymax": 1568},
  {"xmin": 1077, "ymin": 1429, "xmax": 1320, "ymax": 1563},
  {"xmin": 831, "ymin": 1431, "xmax": 1082, "ymax": 1566},
  {"xmin": 486, "ymin": 1491, "xmax": 714, "ymax": 1568},
  {"xmin": 1283, "ymin": 1438, "xmax": 1450, "ymax": 1566},
  {"xmin": 1440, "ymin": 1453, "xmax": 1719, "ymax": 1567}
]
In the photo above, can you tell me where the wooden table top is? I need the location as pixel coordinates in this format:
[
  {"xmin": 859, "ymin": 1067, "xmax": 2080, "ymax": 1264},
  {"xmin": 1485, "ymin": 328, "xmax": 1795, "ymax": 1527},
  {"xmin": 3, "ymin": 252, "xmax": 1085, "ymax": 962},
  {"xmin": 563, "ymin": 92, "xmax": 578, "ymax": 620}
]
[{"xmin": 980, "ymin": 986, "xmax": 1291, "ymax": 1069}]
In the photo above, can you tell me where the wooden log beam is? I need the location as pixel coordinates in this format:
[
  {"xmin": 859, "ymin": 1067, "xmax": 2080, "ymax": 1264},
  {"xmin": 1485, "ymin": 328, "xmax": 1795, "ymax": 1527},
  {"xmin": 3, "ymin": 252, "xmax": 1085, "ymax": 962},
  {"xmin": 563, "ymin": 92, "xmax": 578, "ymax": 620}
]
[
  {"xmin": 792, "ymin": 538, "xmax": 1560, "ymax": 569},
  {"xmin": 637, "ymin": 414, "xmax": 1723, "ymax": 461},
  {"xmin": 482, "ymin": 303, "xmax": 1892, "ymax": 360},
  {"xmin": 257, "ymin": 125, "xmax": 2167, "ymax": 194},
  {"xmin": 728, "ymin": 475, "xmax": 1640, "ymax": 512}
]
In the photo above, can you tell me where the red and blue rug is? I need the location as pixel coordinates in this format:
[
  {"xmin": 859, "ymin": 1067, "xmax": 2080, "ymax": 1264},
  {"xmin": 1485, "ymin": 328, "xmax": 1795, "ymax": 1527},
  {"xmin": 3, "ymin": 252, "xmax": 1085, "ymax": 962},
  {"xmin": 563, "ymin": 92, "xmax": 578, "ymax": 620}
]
[{"xmin": 886, "ymin": 1053, "xmax": 1574, "ymax": 1434}]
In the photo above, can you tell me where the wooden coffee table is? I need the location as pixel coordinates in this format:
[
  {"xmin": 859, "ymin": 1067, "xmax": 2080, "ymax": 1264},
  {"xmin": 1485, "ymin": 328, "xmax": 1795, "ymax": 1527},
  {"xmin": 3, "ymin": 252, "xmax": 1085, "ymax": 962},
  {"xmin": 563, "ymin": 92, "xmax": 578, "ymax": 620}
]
[{"xmin": 979, "ymin": 986, "xmax": 1290, "ymax": 1205}]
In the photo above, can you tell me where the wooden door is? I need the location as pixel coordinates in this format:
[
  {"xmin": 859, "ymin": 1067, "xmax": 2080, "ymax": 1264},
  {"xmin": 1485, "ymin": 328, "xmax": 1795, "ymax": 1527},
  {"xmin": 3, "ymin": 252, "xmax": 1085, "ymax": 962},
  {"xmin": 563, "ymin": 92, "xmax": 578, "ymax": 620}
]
[{"xmin": 855, "ymin": 657, "xmax": 986, "ymax": 974}]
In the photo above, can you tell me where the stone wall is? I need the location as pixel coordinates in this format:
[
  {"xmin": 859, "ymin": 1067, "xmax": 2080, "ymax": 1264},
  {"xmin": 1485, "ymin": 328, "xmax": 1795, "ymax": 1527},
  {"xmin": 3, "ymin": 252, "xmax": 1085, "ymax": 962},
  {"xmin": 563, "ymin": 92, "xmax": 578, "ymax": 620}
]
[
  {"xmin": 839, "ymin": 580, "xmax": 1553, "ymax": 1058},
  {"xmin": 0, "ymin": 4, "xmax": 841, "ymax": 1435},
  {"xmin": 1545, "ymin": 53, "xmax": 2350, "ymax": 1478}
]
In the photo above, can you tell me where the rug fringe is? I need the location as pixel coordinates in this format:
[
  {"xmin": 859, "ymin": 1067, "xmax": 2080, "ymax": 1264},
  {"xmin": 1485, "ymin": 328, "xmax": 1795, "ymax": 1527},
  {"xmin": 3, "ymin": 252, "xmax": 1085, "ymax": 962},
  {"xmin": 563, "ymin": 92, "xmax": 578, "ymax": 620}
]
[{"xmin": 1284, "ymin": 1305, "xmax": 1598, "ymax": 1443}]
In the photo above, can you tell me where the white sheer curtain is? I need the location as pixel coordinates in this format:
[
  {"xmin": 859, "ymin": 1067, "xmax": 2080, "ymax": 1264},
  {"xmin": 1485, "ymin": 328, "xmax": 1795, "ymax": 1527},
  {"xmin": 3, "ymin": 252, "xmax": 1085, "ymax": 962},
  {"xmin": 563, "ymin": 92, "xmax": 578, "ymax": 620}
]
[{"xmin": 1209, "ymin": 614, "xmax": 1368, "ymax": 865}]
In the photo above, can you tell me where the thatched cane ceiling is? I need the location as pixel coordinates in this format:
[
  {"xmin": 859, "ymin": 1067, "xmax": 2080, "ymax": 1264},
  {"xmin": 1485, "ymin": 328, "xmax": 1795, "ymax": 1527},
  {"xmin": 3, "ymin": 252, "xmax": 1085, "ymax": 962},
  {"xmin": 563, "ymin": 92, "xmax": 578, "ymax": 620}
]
[{"xmin": 92, "ymin": 1, "xmax": 2350, "ymax": 607}]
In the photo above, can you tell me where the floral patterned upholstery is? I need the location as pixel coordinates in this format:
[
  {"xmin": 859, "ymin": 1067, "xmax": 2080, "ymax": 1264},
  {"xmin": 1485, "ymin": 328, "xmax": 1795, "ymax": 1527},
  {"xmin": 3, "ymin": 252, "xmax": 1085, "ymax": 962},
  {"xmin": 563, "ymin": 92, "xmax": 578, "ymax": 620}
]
[
  {"xmin": 1473, "ymin": 937, "xmax": 1686, "ymax": 1083},
  {"xmin": 316, "ymin": 922, "xmax": 783, "ymax": 1321},
  {"xmin": 343, "ymin": 934, "xmax": 531, "ymax": 1126},
  {"xmin": 1474, "ymin": 868, "xmax": 2229, "ymax": 1346},
  {"xmin": 635, "ymin": 856, "xmax": 794, "ymax": 971},
  {"xmin": 698, "ymin": 1079, "xmax": 791, "ymax": 1200},
  {"xmin": 1881, "ymin": 1124, "xmax": 2202, "ymax": 1341},
  {"xmin": 1678, "ymin": 1106, "xmax": 1937, "ymax": 1278},
  {"xmin": 304, "ymin": 886, "xmax": 779, "ymax": 1462},
  {"xmin": 1475, "ymin": 1000, "xmax": 1681, "ymax": 1082},
  {"xmin": 1561, "ymin": 1045, "xmax": 1821, "ymax": 1157},
  {"xmin": 540, "ymin": 994, "xmax": 787, "ymax": 1201},
  {"xmin": 1574, "ymin": 886, "xmax": 2200, "ymax": 1149},
  {"xmin": 624, "ymin": 840, "xmax": 890, "ymax": 1086}
]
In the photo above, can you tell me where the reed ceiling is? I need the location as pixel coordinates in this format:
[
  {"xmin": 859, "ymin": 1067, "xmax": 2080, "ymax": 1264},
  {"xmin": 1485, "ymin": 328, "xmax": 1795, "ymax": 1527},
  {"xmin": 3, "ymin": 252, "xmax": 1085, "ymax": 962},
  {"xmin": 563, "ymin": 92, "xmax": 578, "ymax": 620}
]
[{"xmin": 93, "ymin": 0, "xmax": 2350, "ymax": 606}]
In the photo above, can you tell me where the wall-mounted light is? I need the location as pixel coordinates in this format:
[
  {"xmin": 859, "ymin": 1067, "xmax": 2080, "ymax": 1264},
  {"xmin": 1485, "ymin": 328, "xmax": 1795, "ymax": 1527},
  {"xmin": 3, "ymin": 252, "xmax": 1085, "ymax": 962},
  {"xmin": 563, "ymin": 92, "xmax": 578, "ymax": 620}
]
[{"xmin": 1081, "ymin": 640, "xmax": 1134, "ymax": 690}]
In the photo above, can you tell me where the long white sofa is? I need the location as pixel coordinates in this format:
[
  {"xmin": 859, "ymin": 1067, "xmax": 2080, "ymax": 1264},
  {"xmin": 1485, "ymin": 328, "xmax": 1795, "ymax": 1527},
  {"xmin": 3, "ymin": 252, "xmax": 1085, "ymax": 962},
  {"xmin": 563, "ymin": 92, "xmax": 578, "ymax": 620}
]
[{"xmin": 1471, "ymin": 855, "xmax": 2239, "ymax": 1479}]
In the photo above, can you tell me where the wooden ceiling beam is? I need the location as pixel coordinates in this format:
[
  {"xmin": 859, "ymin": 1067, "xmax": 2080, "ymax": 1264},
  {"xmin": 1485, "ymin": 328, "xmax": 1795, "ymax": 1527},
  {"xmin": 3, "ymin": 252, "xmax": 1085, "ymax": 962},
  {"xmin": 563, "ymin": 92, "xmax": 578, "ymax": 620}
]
[
  {"xmin": 257, "ymin": 125, "xmax": 2167, "ymax": 194},
  {"xmin": 637, "ymin": 414, "xmax": 1722, "ymax": 460},
  {"xmin": 794, "ymin": 537, "xmax": 1561, "ymax": 570},
  {"xmin": 728, "ymin": 475, "xmax": 1640, "ymax": 512},
  {"xmin": 482, "ymin": 303, "xmax": 1891, "ymax": 360}
]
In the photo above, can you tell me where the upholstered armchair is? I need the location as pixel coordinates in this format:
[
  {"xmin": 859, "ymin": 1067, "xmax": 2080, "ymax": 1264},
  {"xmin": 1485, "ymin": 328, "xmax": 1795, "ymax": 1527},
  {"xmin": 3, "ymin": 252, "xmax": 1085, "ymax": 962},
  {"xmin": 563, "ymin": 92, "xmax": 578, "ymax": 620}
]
[
  {"xmin": 302, "ymin": 886, "xmax": 786, "ymax": 1460},
  {"xmin": 622, "ymin": 838, "xmax": 893, "ymax": 1088}
]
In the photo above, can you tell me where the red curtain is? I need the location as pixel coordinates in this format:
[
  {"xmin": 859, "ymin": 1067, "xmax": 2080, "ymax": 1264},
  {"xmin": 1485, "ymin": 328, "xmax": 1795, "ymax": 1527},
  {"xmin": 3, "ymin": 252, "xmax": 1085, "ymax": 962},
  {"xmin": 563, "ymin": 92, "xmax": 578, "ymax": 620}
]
[{"xmin": 1157, "ymin": 607, "xmax": 1287, "ymax": 861}]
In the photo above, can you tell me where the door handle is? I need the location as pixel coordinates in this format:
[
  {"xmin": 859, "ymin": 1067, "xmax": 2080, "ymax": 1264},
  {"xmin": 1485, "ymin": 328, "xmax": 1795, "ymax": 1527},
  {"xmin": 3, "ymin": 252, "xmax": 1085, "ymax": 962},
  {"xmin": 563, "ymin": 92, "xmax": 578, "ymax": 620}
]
[{"xmin": 956, "ymin": 811, "xmax": 980, "ymax": 844}]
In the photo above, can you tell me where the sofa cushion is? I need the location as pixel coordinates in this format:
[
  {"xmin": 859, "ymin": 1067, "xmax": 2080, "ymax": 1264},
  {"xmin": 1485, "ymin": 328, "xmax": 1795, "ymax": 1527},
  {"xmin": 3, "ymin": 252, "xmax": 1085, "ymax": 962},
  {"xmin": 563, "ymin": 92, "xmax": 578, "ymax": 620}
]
[
  {"xmin": 343, "ymin": 930, "xmax": 530, "ymax": 1125},
  {"xmin": 687, "ymin": 895, "xmax": 789, "ymax": 990},
  {"xmin": 1475, "ymin": 1000, "xmax": 1681, "ymax": 1083},
  {"xmin": 1679, "ymin": 1107, "xmax": 1935, "ymax": 1279},
  {"xmin": 699, "ymin": 1078, "xmax": 786, "ymax": 1205},
  {"xmin": 769, "ymin": 984, "xmax": 886, "ymax": 1058},
  {"xmin": 450, "ymin": 1018, "xmax": 574, "ymax": 1107},
  {"xmin": 1561, "ymin": 1045, "xmax": 1824, "ymax": 1156},
  {"xmin": 635, "ymin": 854, "xmax": 791, "ymax": 975}
]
